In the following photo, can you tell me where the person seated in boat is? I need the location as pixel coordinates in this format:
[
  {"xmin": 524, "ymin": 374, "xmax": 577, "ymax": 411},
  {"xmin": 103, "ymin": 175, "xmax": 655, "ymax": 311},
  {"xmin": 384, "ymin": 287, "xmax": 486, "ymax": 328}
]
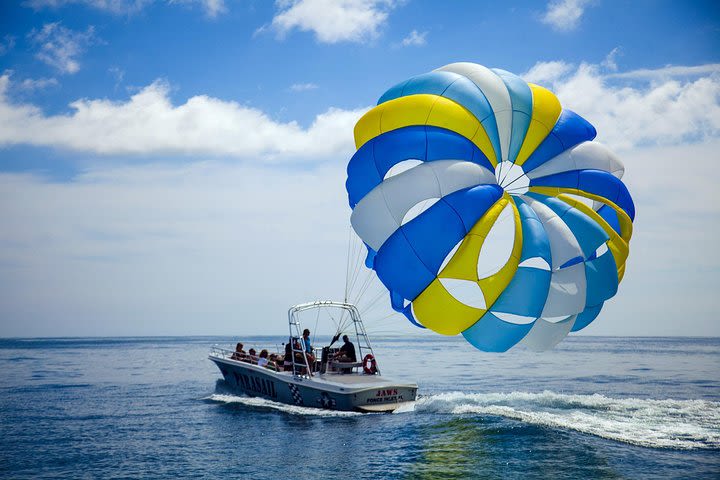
[
  {"xmin": 284, "ymin": 339, "xmax": 306, "ymax": 371},
  {"xmin": 231, "ymin": 342, "xmax": 246, "ymax": 360},
  {"xmin": 302, "ymin": 329, "xmax": 315, "ymax": 363},
  {"xmin": 268, "ymin": 353, "xmax": 282, "ymax": 371},
  {"xmin": 333, "ymin": 335, "xmax": 357, "ymax": 373},
  {"xmin": 283, "ymin": 341, "xmax": 293, "ymax": 371},
  {"xmin": 247, "ymin": 348, "xmax": 257, "ymax": 363},
  {"xmin": 257, "ymin": 349, "xmax": 269, "ymax": 368},
  {"xmin": 290, "ymin": 338, "xmax": 312, "ymax": 374},
  {"xmin": 333, "ymin": 335, "xmax": 357, "ymax": 363}
]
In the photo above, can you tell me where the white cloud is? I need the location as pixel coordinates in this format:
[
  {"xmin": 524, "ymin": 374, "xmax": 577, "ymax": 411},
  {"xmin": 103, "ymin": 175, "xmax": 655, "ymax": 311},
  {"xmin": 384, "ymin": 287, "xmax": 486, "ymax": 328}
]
[
  {"xmin": 28, "ymin": 22, "xmax": 96, "ymax": 74},
  {"xmin": 24, "ymin": 0, "xmax": 226, "ymax": 17},
  {"xmin": 18, "ymin": 77, "xmax": 59, "ymax": 91},
  {"xmin": 0, "ymin": 74, "xmax": 367, "ymax": 160},
  {"xmin": 268, "ymin": 0, "xmax": 393, "ymax": 44},
  {"xmin": 523, "ymin": 60, "xmax": 720, "ymax": 150},
  {"xmin": 400, "ymin": 29, "xmax": 427, "ymax": 47},
  {"xmin": 290, "ymin": 82, "xmax": 318, "ymax": 92},
  {"xmin": 522, "ymin": 61, "xmax": 573, "ymax": 85},
  {"xmin": 541, "ymin": 0, "xmax": 593, "ymax": 32}
]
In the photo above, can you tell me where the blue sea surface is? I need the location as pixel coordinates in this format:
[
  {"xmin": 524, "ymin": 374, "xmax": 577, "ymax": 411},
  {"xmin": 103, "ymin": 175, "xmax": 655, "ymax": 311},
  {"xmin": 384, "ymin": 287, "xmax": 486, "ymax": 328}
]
[{"xmin": 1, "ymin": 336, "xmax": 719, "ymax": 479}]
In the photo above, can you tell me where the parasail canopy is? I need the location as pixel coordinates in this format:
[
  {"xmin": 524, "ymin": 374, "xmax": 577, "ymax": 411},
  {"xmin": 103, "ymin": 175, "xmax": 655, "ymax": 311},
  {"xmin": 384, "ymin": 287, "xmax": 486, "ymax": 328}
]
[{"xmin": 346, "ymin": 62, "xmax": 634, "ymax": 352}]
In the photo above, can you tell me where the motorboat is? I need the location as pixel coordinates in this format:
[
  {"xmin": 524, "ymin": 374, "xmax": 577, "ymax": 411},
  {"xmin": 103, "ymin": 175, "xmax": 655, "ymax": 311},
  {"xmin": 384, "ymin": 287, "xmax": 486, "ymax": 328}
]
[{"xmin": 209, "ymin": 301, "xmax": 418, "ymax": 412}]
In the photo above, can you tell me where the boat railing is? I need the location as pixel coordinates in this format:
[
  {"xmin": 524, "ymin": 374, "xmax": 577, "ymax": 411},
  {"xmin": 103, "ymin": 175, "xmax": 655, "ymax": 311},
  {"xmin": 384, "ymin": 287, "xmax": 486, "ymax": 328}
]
[{"xmin": 210, "ymin": 346, "xmax": 284, "ymax": 372}]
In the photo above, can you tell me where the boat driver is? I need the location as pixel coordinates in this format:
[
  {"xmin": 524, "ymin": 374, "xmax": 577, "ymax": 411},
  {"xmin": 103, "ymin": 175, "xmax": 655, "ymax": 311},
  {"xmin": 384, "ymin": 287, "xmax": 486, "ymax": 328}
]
[{"xmin": 333, "ymin": 335, "xmax": 357, "ymax": 363}]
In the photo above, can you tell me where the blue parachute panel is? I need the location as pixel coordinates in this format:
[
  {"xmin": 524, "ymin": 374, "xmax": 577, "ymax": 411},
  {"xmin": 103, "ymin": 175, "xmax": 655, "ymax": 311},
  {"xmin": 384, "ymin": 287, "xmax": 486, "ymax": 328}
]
[
  {"xmin": 515, "ymin": 197, "xmax": 552, "ymax": 263},
  {"xmin": 540, "ymin": 196, "xmax": 610, "ymax": 259},
  {"xmin": 578, "ymin": 170, "xmax": 636, "ymax": 221},
  {"xmin": 346, "ymin": 142, "xmax": 381, "ymax": 208},
  {"xmin": 571, "ymin": 303, "xmax": 603, "ymax": 332},
  {"xmin": 399, "ymin": 71, "xmax": 461, "ymax": 98},
  {"xmin": 364, "ymin": 244, "xmax": 377, "ymax": 268},
  {"xmin": 442, "ymin": 185, "xmax": 504, "ymax": 233},
  {"xmin": 491, "ymin": 267, "xmax": 552, "ymax": 317},
  {"xmin": 462, "ymin": 312, "xmax": 533, "ymax": 352},
  {"xmin": 522, "ymin": 110, "xmax": 597, "ymax": 173},
  {"xmin": 530, "ymin": 169, "xmax": 579, "ymax": 189},
  {"xmin": 597, "ymin": 204, "xmax": 622, "ymax": 235},
  {"xmin": 375, "ymin": 197, "xmax": 469, "ymax": 301},
  {"xmin": 400, "ymin": 199, "xmax": 467, "ymax": 276},
  {"xmin": 492, "ymin": 68, "xmax": 532, "ymax": 163},
  {"xmin": 377, "ymin": 79, "xmax": 410, "ymax": 105},
  {"xmin": 530, "ymin": 169, "xmax": 635, "ymax": 221},
  {"xmin": 390, "ymin": 290, "xmax": 404, "ymax": 310},
  {"xmin": 374, "ymin": 230, "xmax": 436, "ymax": 301},
  {"xmin": 584, "ymin": 250, "xmax": 619, "ymax": 307},
  {"xmin": 426, "ymin": 127, "xmax": 478, "ymax": 164},
  {"xmin": 372, "ymin": 126, "xmax": 428, "ymax": 176},
  {"xmin": 389, "ymin": 291, "xmax": 426, "ymax": 328},
  {"xmin": 559, "ymin": 256, "xmax": 584, "ymax": 269}
]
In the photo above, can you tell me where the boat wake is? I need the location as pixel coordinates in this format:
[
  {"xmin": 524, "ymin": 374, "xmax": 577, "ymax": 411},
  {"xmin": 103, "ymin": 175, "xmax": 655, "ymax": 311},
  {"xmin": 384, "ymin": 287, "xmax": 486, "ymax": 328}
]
[
  {"xmin": 205, "ymin": 393, "xmax": 364, "ymax": 417},
  {"xmin": 411, "ymin": 390, "xmax": 720, "ymax": 450},
  {"xmin": 205, "ymin": 387, "xmax": 719, "ymax": 450}
]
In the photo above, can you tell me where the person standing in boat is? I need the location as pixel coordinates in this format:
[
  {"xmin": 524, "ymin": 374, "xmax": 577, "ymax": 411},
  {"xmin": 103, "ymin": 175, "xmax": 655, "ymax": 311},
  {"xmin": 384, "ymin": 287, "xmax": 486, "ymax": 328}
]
[{"xmin": 302, "ymin": 329, "xmax": 316, "ymax": 369}]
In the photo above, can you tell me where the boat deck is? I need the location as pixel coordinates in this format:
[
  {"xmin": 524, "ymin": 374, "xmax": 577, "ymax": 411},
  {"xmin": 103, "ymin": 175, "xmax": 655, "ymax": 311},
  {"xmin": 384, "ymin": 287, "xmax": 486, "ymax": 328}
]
[
  {"xmin": 210, "ymin": 353, "xmax": 414, "ymax": 392},
  {"xmin": 311, "ymin": 372, "xmax": 405, "ymax": 387}
]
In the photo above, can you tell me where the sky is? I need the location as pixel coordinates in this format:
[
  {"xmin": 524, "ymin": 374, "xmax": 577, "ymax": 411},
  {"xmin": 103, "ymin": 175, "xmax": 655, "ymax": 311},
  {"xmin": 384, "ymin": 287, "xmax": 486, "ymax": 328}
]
[{"xmin": 0, "ymin": 0, "xmax": 719, "ymax": 338}]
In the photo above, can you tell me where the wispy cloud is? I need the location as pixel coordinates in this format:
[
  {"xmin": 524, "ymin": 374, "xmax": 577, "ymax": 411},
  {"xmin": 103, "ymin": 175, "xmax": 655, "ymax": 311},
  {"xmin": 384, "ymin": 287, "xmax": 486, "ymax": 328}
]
[
  {"xmin": 266, "ymin": 0, "xmax": 394, "ymax": 44},
  {"xmin": 0, "ymin": 75, "xmax": 366, "ymax": 160},
  {"xmin": 607, "ymin": 63, "xmax": 720, "ymax": 80},
  {"xmin": 601, "ymin": 47, "xmax": 621, "ymax": 72},
  {"xmin": 522, "ymin": 59, "xmax": 720, "ymax": 150},
  {"xmin": 540, "ymin": 0, "xmax": 593, "ymax": 32},
  {"xmin": 108, "ymin": 66, "xmax": 125, "ymax": 91},
  {"xmin": 169, "ymin": 0, "xmax": 227, "ymax": 18},
  {"xmin": 289, "ymin": 82, "xmax": 318, "ymax": 92},
  {"xmin": 399, "ymin": 29, "xmax": 427, "ymax": 47},
  {"xmin": 18, "ymin": 77, "xmax": 59, "ymax": 91},
  {"xmin": 28, "ymin": 22, "xmax": 96, "ymax": 74},
  {"xmin": 0, "ymin": 35, "xmax": 16, "ymax": 56},
  {"xmin": 24, "ymin": 0, "xmax": 152, "ymax": 14},
  {"xmin": 24, "ymin": 0, "xmax": 226, "ymax": 17}
]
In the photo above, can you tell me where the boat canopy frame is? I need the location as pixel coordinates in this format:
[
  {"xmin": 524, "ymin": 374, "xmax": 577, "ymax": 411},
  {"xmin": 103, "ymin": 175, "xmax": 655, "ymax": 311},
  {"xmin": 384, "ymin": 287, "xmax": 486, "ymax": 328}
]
[{"xmin": 287, "ymin": 301, "xmax": 379, "ymax": 378}]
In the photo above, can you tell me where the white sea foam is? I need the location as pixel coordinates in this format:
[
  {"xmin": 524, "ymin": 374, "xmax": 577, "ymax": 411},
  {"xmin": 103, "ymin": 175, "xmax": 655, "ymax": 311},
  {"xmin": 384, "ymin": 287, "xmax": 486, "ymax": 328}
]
[
  {"xmin": 411, "ymin": 390, "xmax": 720, "ymax": 450},
  {"xmin": 206, "ymin": 393, "xmax": 364, "ymax": 417},
  {"xmin": 206, "ymin": 390, "xmax": 720, "ymax": 449}
]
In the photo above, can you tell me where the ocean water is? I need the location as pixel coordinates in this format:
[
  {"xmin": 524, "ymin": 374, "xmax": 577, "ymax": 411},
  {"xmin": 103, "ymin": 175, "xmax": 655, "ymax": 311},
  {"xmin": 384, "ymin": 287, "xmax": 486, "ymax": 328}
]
[{"xmin": 1, "ymin": 335, "xmax": 718, "ymax": 479}]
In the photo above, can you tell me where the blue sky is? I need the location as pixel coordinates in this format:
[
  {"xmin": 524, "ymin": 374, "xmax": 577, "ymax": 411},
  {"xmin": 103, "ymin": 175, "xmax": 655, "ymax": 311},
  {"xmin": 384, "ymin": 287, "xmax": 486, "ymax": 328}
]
[{"xmin": 0, "ymin": 0, "xmax": 719, "ymax": 337}]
